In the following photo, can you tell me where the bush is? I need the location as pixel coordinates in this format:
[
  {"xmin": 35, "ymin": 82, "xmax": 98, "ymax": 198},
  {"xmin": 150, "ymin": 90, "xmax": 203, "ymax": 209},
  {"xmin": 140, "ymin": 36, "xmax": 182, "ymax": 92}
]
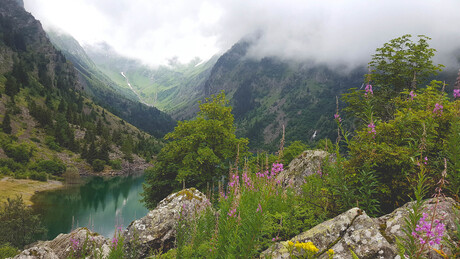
[
  {"xmin": 44, "ymin": 136, "xmax": 60, "ymax": 151},
  {"xmin": 0, "ymin": 243, "xmax": 18, "ymax": 259},
  {"xmin": 108, "ymin": 159, "xmax": 122, "ymax": 170},
  {"xmin": 0, "ymin": 196, "xmax": 46, "ymax": 248},
  {"xmin": 2, "ymin": 143, "xmax": 33, "ymax": 163},
  {"xmin": 30, "ymin": 160, "xmax": 66, "ymax": 176},
  {"xmin": 0, "ymin": 158, "xmax": 23, "ymax": 172},
  {"xmin": 29, "ymin": 171, "xmax": 47, "ymax": 182},
  {"xmin": 92, "ymin": 159, "xmax": 105, "ymax": 172}
]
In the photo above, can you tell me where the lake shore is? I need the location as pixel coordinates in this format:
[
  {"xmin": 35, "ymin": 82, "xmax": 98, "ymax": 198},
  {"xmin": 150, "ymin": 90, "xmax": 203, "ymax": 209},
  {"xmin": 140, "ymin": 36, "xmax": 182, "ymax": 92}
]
[{"xmin": 0, "ymin": 177, "xmax": 64, "ymax": 206}]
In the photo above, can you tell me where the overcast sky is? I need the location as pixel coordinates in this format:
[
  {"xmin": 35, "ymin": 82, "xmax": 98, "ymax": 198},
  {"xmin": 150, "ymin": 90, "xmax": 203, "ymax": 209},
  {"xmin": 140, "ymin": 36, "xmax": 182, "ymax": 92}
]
[{"xmin": 23, "ymin": 0, "xmax": 460, "ymax": 68}]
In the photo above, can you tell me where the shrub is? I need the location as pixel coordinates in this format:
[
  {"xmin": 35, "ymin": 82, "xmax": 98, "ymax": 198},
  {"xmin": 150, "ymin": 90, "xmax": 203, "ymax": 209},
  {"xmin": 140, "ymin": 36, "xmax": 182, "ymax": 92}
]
[
  {"xmin": 108, "ymin": 159, "xmax": 122, "ymax": 170},
  {"xmin": 2, "ymin": 143, "xmax": 33, "ymax": 163},
  {"xmin": 29, "ymin": 171, "xmax": 47, "ymax": 182},
  {"xmin": 0, "ymin": 196, "xmax": 46, "ymax": 248},
  {"xmin": 92, "ymin": 159, "xmax": 105, "ymax": 172},
  {"xmin": 31, "ymin": 160, "xmax": 66, "ymax": 176},
  {"xmin": 44, "ymin": 136, "xmax": 61, "ymax": 151},
  {"xmin": 0, "ymin": 243, "xmax": 18, "ymax": 259}
]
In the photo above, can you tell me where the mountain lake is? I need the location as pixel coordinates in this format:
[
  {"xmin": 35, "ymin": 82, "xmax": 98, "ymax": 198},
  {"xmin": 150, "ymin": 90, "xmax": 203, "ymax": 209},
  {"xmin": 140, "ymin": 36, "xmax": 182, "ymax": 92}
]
[{"xmin": 32, "ymin": 174, "xmax": 149, "ymax": 240}]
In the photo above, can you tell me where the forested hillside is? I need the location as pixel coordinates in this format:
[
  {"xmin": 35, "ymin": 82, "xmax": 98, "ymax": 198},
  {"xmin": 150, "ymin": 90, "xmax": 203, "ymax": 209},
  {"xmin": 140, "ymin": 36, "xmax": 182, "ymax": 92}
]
[{"xmin": 0, "ymin": 0, "xmax": 163, "ymax": 178}]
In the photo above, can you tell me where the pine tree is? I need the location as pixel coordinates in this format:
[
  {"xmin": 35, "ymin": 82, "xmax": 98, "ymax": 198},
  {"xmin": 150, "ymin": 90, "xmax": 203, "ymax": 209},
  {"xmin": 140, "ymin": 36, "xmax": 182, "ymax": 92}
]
[
  {"xmin": 5, "ymin": 74, "xmax": 19, "ymax": 97},
  {"xmin": 1, "ymin": 112, "xmax": 12, "ymax": 134}
]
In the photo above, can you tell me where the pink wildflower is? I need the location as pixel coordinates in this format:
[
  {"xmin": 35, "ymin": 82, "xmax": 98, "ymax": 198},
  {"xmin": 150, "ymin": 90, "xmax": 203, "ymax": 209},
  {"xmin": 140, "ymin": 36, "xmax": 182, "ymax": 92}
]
[
  {"xmin": 433, "ymin": 103, "xmax": 443, "ymax": 116},
  {"xmin": 364, "ymin": 84, "xmax": 373, "ymax": 97},
  {"xmin": 256, "ymin": 203, "xmax": 262, "ymax": 213},
  {"xmin": 334, "ymin": 113, "xmax": 342, "ymax": 122},
  {"xmin": 409, "ymin": 91, "xmax": 416, "ymax": 100},
  {"xmin": 454, "ymin": 89, "xmax": 460, "ymax": 98},
  {"xmin": 367, "ymin": 122, "xmax": 376, "ymax": 137}
]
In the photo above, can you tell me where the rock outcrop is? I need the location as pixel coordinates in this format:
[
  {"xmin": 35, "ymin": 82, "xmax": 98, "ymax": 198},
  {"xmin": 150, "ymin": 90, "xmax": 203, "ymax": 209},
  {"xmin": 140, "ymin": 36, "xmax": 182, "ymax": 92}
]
[
  {"xmin": 13, "ymin": 228, "xmax": 110, "ymax": 259},
  {"xmin": 123, "ymin": 188, "xmax": 211, "ymax": 258},
  {"xmin": 262, "ymin": 197, "xmax": 459, "ymax": 259},
  {"xmin": 277, "ymin": 150, "xmax": 334, "ymax": 191}
]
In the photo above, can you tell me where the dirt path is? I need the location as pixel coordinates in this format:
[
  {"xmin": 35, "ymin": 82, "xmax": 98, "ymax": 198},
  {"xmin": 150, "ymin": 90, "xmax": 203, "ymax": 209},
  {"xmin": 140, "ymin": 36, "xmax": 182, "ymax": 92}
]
[{"xmin": 0, "ymin": 177, "xmax": 64, "ymax": 206}]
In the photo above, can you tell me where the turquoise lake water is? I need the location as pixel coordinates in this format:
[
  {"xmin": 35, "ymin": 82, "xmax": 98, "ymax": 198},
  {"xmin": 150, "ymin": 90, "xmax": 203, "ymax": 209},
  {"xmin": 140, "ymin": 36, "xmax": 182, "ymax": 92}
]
[{"xmin": 31, "ymin": 174, "xmax": 149, "ymax": 240}]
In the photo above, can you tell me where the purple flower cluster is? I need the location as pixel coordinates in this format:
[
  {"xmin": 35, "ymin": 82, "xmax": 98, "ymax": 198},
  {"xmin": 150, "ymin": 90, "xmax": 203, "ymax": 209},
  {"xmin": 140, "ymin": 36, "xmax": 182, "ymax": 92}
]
[
  {"xmin": 256, "ymin": 163, "xmax": 283, "ymax": 180},
  {"xmin": 227, "ymin": 207, "xmax": 237, "ymax": 218},
  {"xmin": 411, "ymin": 213, "xmax": 445, "ymax": 246},
  {"xmin": 334, "ymin": 113, "xmax": 342, "ymax": 122},
  {"xmin": 70, "ymin": 238, "xmax": 80, "ymax": 253},
  {"xmin": 242, "ymin": 171, "xmax": 254, "ymax": 190},
  {"xmin": 433, "ymin": 103, "xmax": 443, "ymax": 116},
  {"xmin": 112, "ymin": 235, "xmax": 118, "ymax": 249},
  {"xmin": 367, "ymin": 122, "xmax": 376, "ymax": 137},
  {"xmin": 409, "ymin": 91, "xmax": 417, "ymax": 100},
  {"xmin": 365, "ymin": 84, "xmax": 373, "ymax": 97},
  {"xmin": 256, "ymin": 203, "xmax": 262, "ymax": 213},
  {"xmin": 454, "ymin": 89, "xmax": 460, "ymax": 98}
]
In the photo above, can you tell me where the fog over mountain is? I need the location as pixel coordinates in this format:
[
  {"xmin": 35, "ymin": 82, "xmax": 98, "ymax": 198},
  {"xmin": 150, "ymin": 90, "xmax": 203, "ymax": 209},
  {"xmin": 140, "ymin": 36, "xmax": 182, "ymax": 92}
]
[{"xmin": 24, "ymin": 0, "xmax": 460, "ymax": 69}]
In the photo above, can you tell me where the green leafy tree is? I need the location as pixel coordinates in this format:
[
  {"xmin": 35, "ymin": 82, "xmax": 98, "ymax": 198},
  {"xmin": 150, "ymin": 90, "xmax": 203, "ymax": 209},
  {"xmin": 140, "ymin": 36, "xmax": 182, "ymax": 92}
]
[
  {"xmin": 0, "ymin": 196, "xmax": 46, "ymax": 248},
  {"xmin": 344, "ymin": 34, "xmax": 444, "ymax": 122},
  {"xmin": 142, "ymin": 92, "xmax": 249, "ymax": 209}
]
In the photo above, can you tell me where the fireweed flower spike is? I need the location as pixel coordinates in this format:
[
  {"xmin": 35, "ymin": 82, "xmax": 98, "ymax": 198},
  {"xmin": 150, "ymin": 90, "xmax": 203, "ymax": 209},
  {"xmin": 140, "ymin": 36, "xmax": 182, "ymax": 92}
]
[
  {"xmin": 334, "ymin": 113, "xmax": 342, "ymax": 122},
  {"xmin": 409, "ymin": 91, "xmax": 416, "ymax": 100},
  {"xmin": 433, "ymin": 103, "xmax": 443, "ymax": 116},
  {"xmin": 454, "ymin": 89, "xmax": 460, "ymax": 98},
  {"xmin": 367, "ymin": 122, "xmax": 376, "ymax": 137},
  {"xmin": 364, "ymin": 84, "xmax": 373, "ymax": 97}
]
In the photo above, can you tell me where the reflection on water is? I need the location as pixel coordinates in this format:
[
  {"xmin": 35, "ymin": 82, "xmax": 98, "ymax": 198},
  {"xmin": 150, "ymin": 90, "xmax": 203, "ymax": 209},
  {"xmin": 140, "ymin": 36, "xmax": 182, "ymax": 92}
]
[{"xmin": 32, "ymin": 174, "xmax": 149, "ymax": 240}]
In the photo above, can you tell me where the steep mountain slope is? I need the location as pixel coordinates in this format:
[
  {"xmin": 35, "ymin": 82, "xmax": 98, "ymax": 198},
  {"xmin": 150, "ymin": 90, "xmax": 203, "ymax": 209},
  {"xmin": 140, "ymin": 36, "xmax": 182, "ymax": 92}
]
[
  {"xmin": 0, "ymin": 0, "xmax": 161, "ymax": 178},
  {"xmin": 45, "ymin": 30, "xmax": 175, "ymax": 138},
  {"xmin": 204, "ymin": 39, "xmax": 365, "ymax": 150},
  {"xmin": 84, "ymin": 43, "xmax": 217, "ymax": 119}
]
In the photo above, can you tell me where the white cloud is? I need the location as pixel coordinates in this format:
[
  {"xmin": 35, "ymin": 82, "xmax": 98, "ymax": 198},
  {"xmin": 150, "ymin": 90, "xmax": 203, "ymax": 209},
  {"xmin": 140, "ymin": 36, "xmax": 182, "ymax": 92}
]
[{"xmin": 23, "ymin": 0, "xmax": 460, "ymax": 68}]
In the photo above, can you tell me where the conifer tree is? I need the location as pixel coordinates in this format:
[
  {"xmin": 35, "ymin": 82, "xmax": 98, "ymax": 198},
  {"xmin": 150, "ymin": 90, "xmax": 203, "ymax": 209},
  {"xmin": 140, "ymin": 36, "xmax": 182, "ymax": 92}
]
[{"xmin": 1, "ymin": 112, "xmax": 12, "ymax": 134}]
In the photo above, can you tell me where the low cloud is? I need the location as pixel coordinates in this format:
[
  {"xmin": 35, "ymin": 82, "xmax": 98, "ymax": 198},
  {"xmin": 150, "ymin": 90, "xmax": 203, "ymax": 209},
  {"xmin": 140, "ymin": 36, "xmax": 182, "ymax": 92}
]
[{"xmin": 24, "ymin": 0, "xmax": 460, "ymax": 69}]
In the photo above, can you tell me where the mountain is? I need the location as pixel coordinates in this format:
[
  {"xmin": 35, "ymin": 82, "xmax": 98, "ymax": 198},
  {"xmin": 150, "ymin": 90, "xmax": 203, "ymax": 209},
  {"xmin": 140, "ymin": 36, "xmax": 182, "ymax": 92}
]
[
  {"xmin": 83, "ymin": 42, "xmax": 218, "ymax": 120},
  {"xmin": 0, "ymin": 0, "xmax": 162, "ymax": 177},
  {"xmin": 45, "ymin": 29, "xmax": 175, "ymax": 138},
  {"xmin": 204, "ymin": 39, "xmax": 365, "ymax": 150}
]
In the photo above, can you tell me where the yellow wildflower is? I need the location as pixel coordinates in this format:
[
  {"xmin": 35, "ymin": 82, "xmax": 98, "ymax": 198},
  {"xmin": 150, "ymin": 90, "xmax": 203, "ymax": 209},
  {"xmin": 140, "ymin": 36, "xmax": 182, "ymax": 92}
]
[{"xmin": 287, "ymin": 241, "xmax": 294, "ymax": 247}]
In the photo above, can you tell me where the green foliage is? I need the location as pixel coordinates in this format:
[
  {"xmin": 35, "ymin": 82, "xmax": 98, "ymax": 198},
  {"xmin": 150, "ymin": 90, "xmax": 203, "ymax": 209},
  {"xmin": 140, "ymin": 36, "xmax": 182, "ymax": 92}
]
[
  {"xmin": 29, "ymin": 171, "xmax": 47, "ymax": 181},
  {"xmin": 2, "ymin": 142, "xmax": 33, "ymax": 163},
  {"xmin": 368, "ymin": 34, "xmax": 442, "ymax": 93},
  {"xmin": 108, "ymin": 159, "xmax": 122, "ymax": 170},
  {"xmin": 282, "ymin": 140, "xmax": 308, "ymax": 165},
  {"xmin": 44, "ymin": 136, "xmax": 61, "ymax": 151},
  {"xmin": 175, "ymin": 163, "xmax": 294, "ymax": 258},
  {"xmin": 92, "ymin": 159, "xmax": 105, "ymax": 172},
  {"xmin": 1, "ymin": 112, "xmax": 12, "ymax": 134},
  {"xmin": 346, "ymin": 81, "xmax": 456, "ymax": 212},
  {"xmin": 142, "ymin": 92, "xmax": 249, "ymax": 209},
  {"xmin": 0, "ymin": 196, "xmax": 46, "ymax": 248},
  {"xmin": 0, "ymin": 243, "xmax": 18, "ymax": 259},
  {"xmin": 30, "ymin": 159, "xmax": 66, "ymax": 176},
  {"xmin": 345, "ymin": 35, "xmax": 444, "ymax": 123}
]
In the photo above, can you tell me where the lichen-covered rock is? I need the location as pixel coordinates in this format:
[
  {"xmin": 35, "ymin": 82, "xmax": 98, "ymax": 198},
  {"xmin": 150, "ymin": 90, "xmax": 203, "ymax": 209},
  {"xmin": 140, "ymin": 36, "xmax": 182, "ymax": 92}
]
[
  {"xmin": 262, "ymin": 197, "xmax": 459, "ymax": 259},
  {"xmin": 13, "ymin": 227, "xmax": 110, "ymax": 259},
  {"xmin": 261, "ymin": 208, "xmax": 396, "ymax": 259},
  {"xmin": 377, "ymin": 197, "xmax": 459, "ymax": 256},
  {"xmin": 276, "ymin": 150, "xmax": 334, "ymax": 191},
  {"xmin": 123, "ymin": 188, "xmax": 211, "ymax": 258}
]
